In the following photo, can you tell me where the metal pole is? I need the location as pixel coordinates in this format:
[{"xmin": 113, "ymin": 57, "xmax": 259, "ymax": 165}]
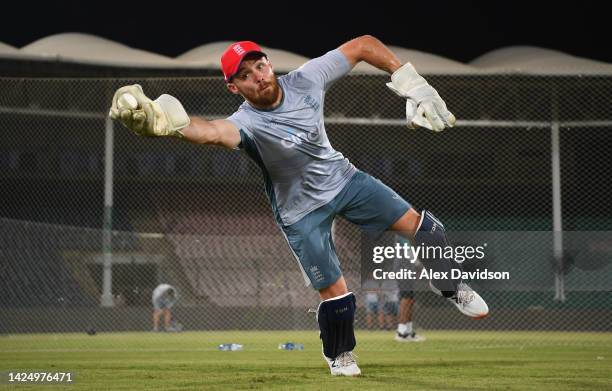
[
  {"xmin": 101, "ymin": 115, "xmax": 115, "ymax": 307},
  {"xmin": 551, "ymin": 98, "xmax": 566, "ymax": 302}
]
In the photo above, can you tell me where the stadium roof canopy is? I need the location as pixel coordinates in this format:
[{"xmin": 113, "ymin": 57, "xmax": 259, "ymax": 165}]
[
  {"xmin": 470, "ymin": 46, "xmax": 612, "ymax": 75},
  {"xmin": 0, "ymin": 41, "xmax": 19, "ymax": 54},
  {"xmin": 2, "ymin": 32, "xmax": 612, "ymax": 76},
  {"xmin": 18, "ymin": 33, "xmax": 178, "ymax": 67},
  {"xmin": 177, "ymin": 41, "xmax": 310, "ymax": 72}
]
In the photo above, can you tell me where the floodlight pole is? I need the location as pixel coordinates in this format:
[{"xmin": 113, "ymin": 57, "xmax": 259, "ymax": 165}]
[
  {"xmin": 101, "ymin": 115, "xmax": 115, "ymax": 307},
  {"xmin": 551, "ymin": 95, "xmax": 566, "ymax": 302}
]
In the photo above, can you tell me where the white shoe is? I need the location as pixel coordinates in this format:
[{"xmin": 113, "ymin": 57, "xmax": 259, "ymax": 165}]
[
  {"xmin": 323, "ymin": 350, "xmax": 361, "ymax": 376},
  {"xmin": 430, "ymin": 281, "xmax": 489, "ymax": 319},
  {"xmin": 395, "ymin": 331, "xmax": 426, "ymax": 342}
]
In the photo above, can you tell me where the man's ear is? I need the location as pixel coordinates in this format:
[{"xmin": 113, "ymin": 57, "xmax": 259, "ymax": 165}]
[{"xmin": 226, "ymin": 83, "xmax": 240, "ymax": 95}]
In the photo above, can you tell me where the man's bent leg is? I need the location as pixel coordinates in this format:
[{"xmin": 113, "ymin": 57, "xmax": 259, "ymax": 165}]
[
  {"xmin": 332, "ymin": 171, "xmax": 487, "ymax": 318},
  {"xmin": 391, "ymin": 209, "xmax": 489, "ymax": 318},
  {"xmin": 391, "ymin": 208, "xmax": 459, "ymax": 297}
]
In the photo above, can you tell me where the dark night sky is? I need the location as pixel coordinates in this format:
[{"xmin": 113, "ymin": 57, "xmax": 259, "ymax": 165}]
[{"xmin": 1, "ymin": 1, "xmax": 609, "ymax": 64}]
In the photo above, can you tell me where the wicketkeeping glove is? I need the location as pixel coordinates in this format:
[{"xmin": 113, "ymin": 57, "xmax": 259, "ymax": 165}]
[
  {"xmin": 109, "ymin": 84, "xmax": 190, "ymax": 138},
  {"xmin": 386, "ymin": 63, "xmax": 456, "ymax": 132}
]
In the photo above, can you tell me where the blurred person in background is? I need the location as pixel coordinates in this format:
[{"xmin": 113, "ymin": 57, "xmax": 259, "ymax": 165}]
[
  {"xmin": 152, "ymin": 283, "xmax": 179, "ymax": 332},
  {"xmin": 363, "ymin": 278, "xmax": 383, "ymax": 329},
  {"xmin": 381, "ymin": 279, "xmax": 400, "ymax": 331}
]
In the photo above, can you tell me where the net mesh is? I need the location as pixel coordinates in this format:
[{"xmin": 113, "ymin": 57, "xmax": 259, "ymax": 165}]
[{"xmin": 0, "ymin": 74, "xmax": 610, "ymax": 345}]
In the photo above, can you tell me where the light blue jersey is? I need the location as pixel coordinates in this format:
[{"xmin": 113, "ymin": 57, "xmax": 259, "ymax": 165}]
[{"xmin": 227, "ymin": 49, "xmax": 357, "ymax": 226}]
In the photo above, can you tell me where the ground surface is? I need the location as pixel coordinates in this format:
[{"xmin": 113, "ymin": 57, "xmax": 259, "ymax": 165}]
[{"xmin": 1, "ymin": 331, "xmax": 610, "ymax": 390}]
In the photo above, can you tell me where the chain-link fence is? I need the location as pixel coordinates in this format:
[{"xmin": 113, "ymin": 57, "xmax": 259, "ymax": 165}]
[{"xmin": 0, "ymin": 75, "xmax": 610, "ymax": 345}]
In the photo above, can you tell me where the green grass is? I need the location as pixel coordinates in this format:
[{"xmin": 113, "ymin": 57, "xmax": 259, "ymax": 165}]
[{"xmin": 1, "ymin": 331, "xmax": 611, "ymax": 390}]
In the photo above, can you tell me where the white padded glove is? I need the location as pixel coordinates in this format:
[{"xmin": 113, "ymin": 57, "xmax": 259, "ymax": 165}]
[
  {"xmin": 387, "ymin": 63, "xmax": 456, "ymax": 132},
  {"xmin": 109, "ymin": 84, "xmax": 190, "ymax": 138}
]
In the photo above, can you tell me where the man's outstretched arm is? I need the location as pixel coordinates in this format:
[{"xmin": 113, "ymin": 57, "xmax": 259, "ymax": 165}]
[
  {"xmin": 338, "ymin": 35, "xmax": 456, "ymax": 132},
  {"xmin": 181, "ymin": 117, "xmax": 241, "ymax": 149},
  {"xmin": 109, "ymin": 84, "xmax": 241, "ymax": 149}
]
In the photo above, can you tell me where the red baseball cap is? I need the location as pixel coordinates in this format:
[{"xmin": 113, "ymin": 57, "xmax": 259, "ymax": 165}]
[{"xmin": 221, "ymin": 41, "xmax": 266, "ymax": 82}]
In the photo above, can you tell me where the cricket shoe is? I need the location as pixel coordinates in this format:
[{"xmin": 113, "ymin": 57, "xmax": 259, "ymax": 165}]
[
  {"xmin": 395, "ymin": 331, "xmax": 426, "ymax": 342},
  {"xmin": 323, "ymin": 350, "xmax": 361, "ymax": 376},
  {"xmin": 430, "ymin": 281, "xmax": 489, "ymax": 319}
]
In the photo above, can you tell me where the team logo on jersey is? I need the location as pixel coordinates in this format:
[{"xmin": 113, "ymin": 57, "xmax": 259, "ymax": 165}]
[{"xmin": 304, "ymin": 95, "xmax": 320, "ymax": 111}]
